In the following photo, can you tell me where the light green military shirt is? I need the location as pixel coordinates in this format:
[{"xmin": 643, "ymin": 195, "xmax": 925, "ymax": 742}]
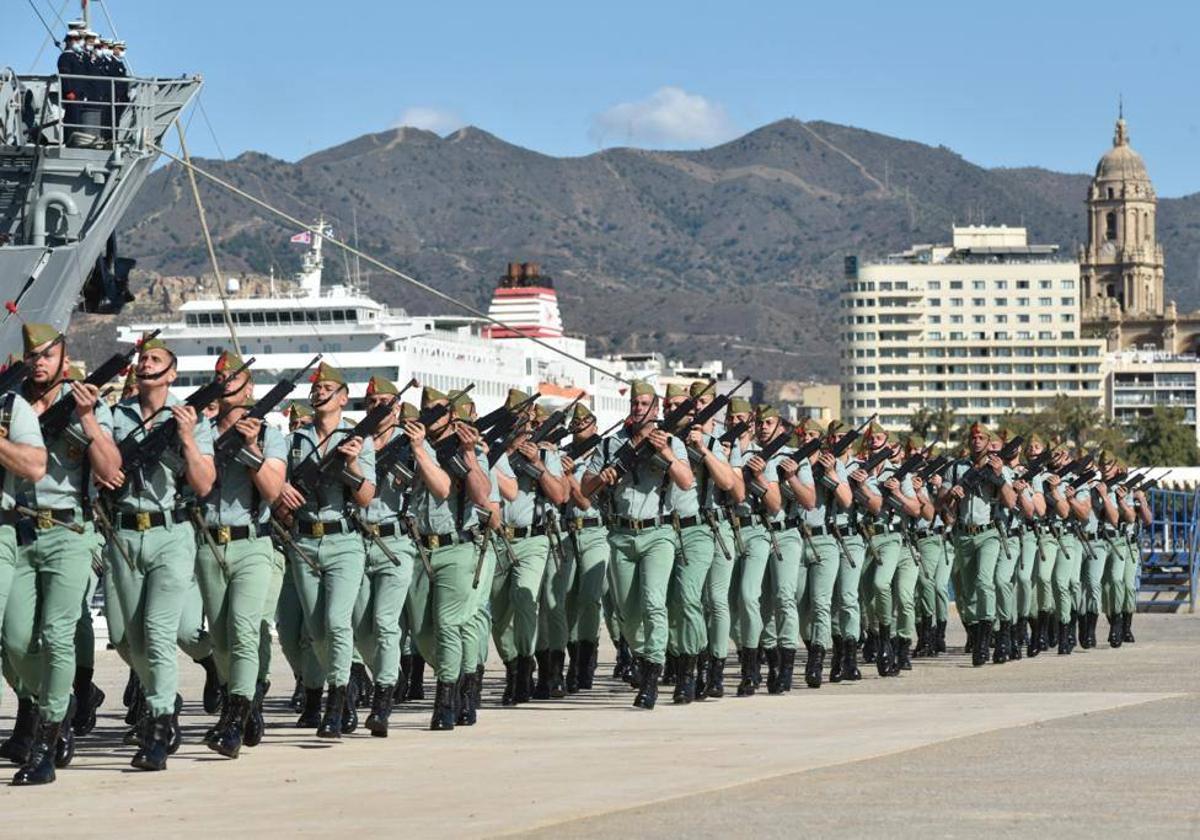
[
  {"xmin": 684, "ymin": 433, "xmax": 730, "ymax": 515},
  {"xmin": 410, "ymin": 439, "xmax": 499, "ymax": 535},
  {"xmin": 361, "ymin": 427, "xmax": 410, "ymax": 525},
  {"xmin": 111, "ymin": 392, "xmax": 214, "ymax": 514},
  {"xmin": 798, "ymin": 457, "xmax": 850, "ymax": 528},
  {"xmin": 588, "ymin": 428, "xmax": 687, "ymax": 521},
  {"xmin": 948, "ymin": 458, "xmax": 1012, "ymax": 527},
  {"xmin": 16, "ymin": 383, "xmax": 111, "ymax": 513},
  {"xmin": 287, "ymin": 416, "xmax": 376, "ymax": 523},
  {"xmin": 496, "ymin": 446, "xmax": 564, "ymax": 528},
  {"xmin": 1, "ymin": 393, "xmax": 45, "ymax": 511},
  {"xmin": 204, "ymin": 419, "xmax": 287, "ymax": 526},
  {"xmin": 729, "ymin": 439, "xmax": 755, "ymax": 519}
]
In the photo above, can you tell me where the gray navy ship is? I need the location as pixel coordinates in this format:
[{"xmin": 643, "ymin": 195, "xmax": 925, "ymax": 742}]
[{"xmin": 0, "ymin": 3, "xmax": 200, "ymax": 355}]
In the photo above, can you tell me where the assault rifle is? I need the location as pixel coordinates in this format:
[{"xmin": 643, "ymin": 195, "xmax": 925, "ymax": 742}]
[
  {"xmin": 375, "ymin": 384, "xmax": 474, "ymax": 485},
  {"xmin": 563, "ymin": 416, "xmax": 625, "ymax": 462},
  {"xmin": 41, "ymin": 330, "xmax": 159, "ymax": 440},
  {"xmin": 718, "ymin": 419, "xmax": 749, "ymax": 446},
  {"xmin": 212, "ymin": 354, "xmax": 323, "ymax": 468},
  {"xmin": 683, "ymin": 378, "xmax": 752, "ymax": 463},
  {"xmin": 956, "ymin": 436, "xmax": 1023, "ymax": 493},
  {"xmin": 850, "ymin": 445, "xmax": 896, "ymax": 505},
  {"xmin": 743, "ymin": 423, "xmax": 796, "ymax": 499},
  {"xmin": 0, "ymin": 333, "xmax": 66, "ymax": 395},
  {"xmin": 503, "ymin": 395, "xmax": 583, "ymax": 478},
  {"xmin": 814, "ymin": 413, "xmax": 877, "ymax": 489},
  {"xmin": 478, "ymin": 392, "xmax": 539, "ymax": 446}
]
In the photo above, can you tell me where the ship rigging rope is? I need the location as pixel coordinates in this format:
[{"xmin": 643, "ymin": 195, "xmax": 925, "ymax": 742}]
[{"xmin": 147, "ymin": 142, "xmax": 631, "ymax": 387}]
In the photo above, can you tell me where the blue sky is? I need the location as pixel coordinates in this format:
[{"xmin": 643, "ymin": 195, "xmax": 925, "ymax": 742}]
[{"xmin": 7, "ymin": 0, "xmax": 1199, "ymax": 195}]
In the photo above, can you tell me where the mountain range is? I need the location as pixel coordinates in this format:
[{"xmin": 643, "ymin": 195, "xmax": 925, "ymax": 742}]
[{"xmin": 114, "ymin": 118, "xmax": 1200, "ymax": 383}]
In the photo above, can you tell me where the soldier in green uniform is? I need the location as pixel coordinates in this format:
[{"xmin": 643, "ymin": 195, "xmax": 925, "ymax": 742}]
[
  {"xmin": 1102, "ymin": 459, "xmax": 1136, "ymax": 647},
  {"xmin": 990, "ymin": 432, "xmax": 1021, "ymax": 663},
  {"xmin": 490, "ymin": 390, "xmax": 567, "ymax": 703},
  {"xmin": 1072, "ymin": 453, "xmax": 1117, "ymax": 649},
  {"xmin": 1018, "ymin": 435, "xmax": 1057, "ymax": 657},
  {"xmin": 941, "ymin": 422, "xmax": 1015, "ymax": 667},
  {"xmin": 2, "ymin": 325, "xmax": 102, "ymax": 784},
  {"xmin": 912, "ymin": 444, "xmax": 949, "ymax": 659},
  {"xmin": 104, "ymin": 334, "xmax": 215, "ymax": 769},
  {"xmin": 276, "ymin": 362, "xmax": 374, "ymax": 739},
  {"xmin": 1122, "ymin": 481, "xmax": 1152, "ymax": 643},
  {"xmin": 561, "ymin": 403, "xmax": 608, "ymax": 692},
  {"xmin": 351, "ymin": 376, "xmax": 418, "ymax": 736},
  {"xmin": 405, "ymin": 387, "xmax": 499, "ymax": 730},
  {"xmin": 583, "ymin": 381, "xmax": 692, "ymax": 709},
  {"xmin": 825, "ymin": 422, "xmax": 864, "ymax": 683},
  {"xmin": 194, "ymin": 350, "xmax": 286, "ymax": 758},
  {"xmin": 663, "ymin": 382, "xmax": 734, "ymax": 702}
]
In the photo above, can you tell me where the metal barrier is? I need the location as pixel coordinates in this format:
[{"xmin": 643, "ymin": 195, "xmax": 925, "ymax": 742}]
[{"xmin": 1138, "ymin": 488, "xmax": 1200, "ymax": 612}]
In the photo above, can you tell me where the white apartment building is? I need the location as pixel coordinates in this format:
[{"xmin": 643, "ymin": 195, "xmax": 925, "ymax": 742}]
[
  {"xmin": 839, "ymin": 225, "xmax": 1107, "ymax": 429},
  {"xmin": 1105, "ymin": 350, "xmax": 1200, "ymax": 445}
]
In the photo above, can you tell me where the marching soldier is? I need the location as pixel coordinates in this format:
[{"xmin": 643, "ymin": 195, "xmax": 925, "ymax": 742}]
[
  {"xmin": 3, "ymin": 324, "xmax": 95, "ymax": 785},
  {"xmin": 1019, "ymin": 435, "xmax": 1057, "ymax": 657},
  {"xmin": 102, "ymin": 334, "xmax": 215, "ymax": 769},
  {"xmin": 991, "ymin": 432, "xmax": 1021, "ymax": 663},
  {"xmin": 194, "ymin": 350, "xmax": 286, "ymax": 758},
  {"xmin": 275, "ymin": 362, "xmax": 375, "ymax": 739},
  {"xmin": 827, "ymin": 421, "xmax": 865, "ymax": 683},
  {"xmin": 582, "ymin": 381, "xmax": 693, "ymax": 709}
]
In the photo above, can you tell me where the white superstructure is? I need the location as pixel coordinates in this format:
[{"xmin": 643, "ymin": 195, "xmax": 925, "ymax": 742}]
[{"xmin": 117, "ymin": 224, "xmax": 629, "ymax": 425}]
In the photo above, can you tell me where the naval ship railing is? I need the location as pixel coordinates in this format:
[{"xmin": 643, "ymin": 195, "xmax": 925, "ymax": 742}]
[{"xmin": 1, "ymin": 72, "xmax": 199, "ymax": 150}]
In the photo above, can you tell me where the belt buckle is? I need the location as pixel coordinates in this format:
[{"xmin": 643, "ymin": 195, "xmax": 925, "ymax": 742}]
[
  {"xmin": 505, "ymin": 526, "xmax": 515, "ymax": 540},
  {"xmin": 311, "ymin": 521, "xmax": 325, "ymax": 538},
  {"xmin": 135, "ymin": 511, "xmax": 152, "ymax": 531},
  {"xmin": 429, "ymin": 534, "xmax": 440, "ymax": 549},
  {"xmin": 36, "ymin": 509, "xmax": 53, "ymax": 530},
  {"xmin": 366, "ymin": 523, "xmax": 380, "ymax": 537},
  {"xmin": 573, "ymin": 516, "xmax": 583, "ymax": 531},
  {"xmin": 216, "ymin": 525, "xmax": 231, "ymax": 544}
]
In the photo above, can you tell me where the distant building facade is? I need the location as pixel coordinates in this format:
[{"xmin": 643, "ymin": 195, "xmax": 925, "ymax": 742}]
[{"xmin": 1105, "ymin": 350, "xmax": 1200, "ymax": 446}]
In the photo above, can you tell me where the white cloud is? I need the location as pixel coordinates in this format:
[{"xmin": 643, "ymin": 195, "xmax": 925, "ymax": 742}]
[
  {"xmin": 589, "ymin": 86, "xmax": 737, "ymax": 149},
  {"xmin": 393, "ymin": 106, "xmax": 466, "ymax": 135}
]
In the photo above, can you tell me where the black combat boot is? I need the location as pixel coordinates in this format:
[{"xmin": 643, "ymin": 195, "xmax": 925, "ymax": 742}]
[
  {"xmin": 197, "ymin": 655, "xmax": 222, "ymax": 715},
  {"xmin": 578, "ymin": 640, "xmax": 598, "ymax": 689},
  {"xmin": 532, "ymin": 650, "xmax": 552, "ymax": 700},
  {"xmin": 1011, "ymin": 618, "xmax": 1025, "ymax": 661},
  {"xmin": 549, "ymin": 649, "xmax": 567, "ymax": 699},
  {"xmin": 863, "ymin": 630, "xmax": 878, "ymax": 664},
  {"xmin": 53, "ymin": 697, "xmax": 76, "ymax": 769},
  {"xmin": 626, "ymin": 655, "xmax": 643, "ymax": 689},
  {"xmin": 1085, "ymin": 612, "xmax": 1099, "ymax": 649},
  {"xmin": 895, "ymin": 638, "xmax": 912, "ymax": 672},
  {"xmin": 736, "ymin": 647, "xmax": 758, "ymax": 697},
  {"xmin": 407, "ymin": 655, "xmax": 426, "ymax": 701},
  {"xmin": 348, "ymin": 662, "xmax": 370, "ymax": 709},
  {"xmin": 474, "ymin": 665, "xmax": 485, "ymax": 710},
  {"xmin": 753, "ymin": 645, "xmax": 766, "ymax": 687},
  {"xmin": 130, "ymin": 714, "xmax": 173, "ymax": 771},
  {"xmin": 805, "ymin": 644, "xmax": 826, "ymax": 688},
  {"xmin": 1067, "ymin": 611, "xmax": 1078, "ymax": 651},
  {"xmin": 971, "ymin": 622, "xmax": 990, "ymax": 667},
  {"xmin": 672, "ymin": 655, "xmax": 696, "ymax": 705},
  {"xmin": 367, "ymin": 683, "xmax": 395, "ymax": 736},
  {"xmin": 297, "ymin": 687, "xmax": 323, "ymax": 728},
  {"xmin": 876, "ymin": 625, "xmax": 895, "ymax": 677},
  {"xmin": 316, "ymin": 686, "xmax": 345, "ymax": 739},
  {"xmin": 1027, "ymin": 615, "xmax": 1042, "ymax": 659},
  {"xmin": 934, "ymin": 620, "xmax": 947, "ymax": 654},
  {"xmin": 455, "ymin": 672, "xmax": 476, "ymax": 727},
  {"xmin": 992, "ymin": 622, "xmax": 1010, "ymax": 665},
  {"xmin": 430, "ymin": 681, "xmax": 457, "ymax": 731},
  {"xmin": 843, "ymin": 639, "xmax": 862, "ymax": 681},
  {"xmin": 210, "ymin": 695, "xmax": 250, "ymax": 759},
  {"xmin": 0, "ymin": 697, "xmax": 38, "ymax": 765},
  {"xmin": 1122, "ymin": 612, "xmax": 1136, "ymax": 643},
  {"xmin": 1045, "ymin": 613, "xmax": 1058, "ymax": 648},
  {"xmin": 341, "ymin": 682, "xmax": 359, "ymax": 734},
  {"xmin": 501, "ymin": 659, "xmax": 517, "ymax": 706},
  {"xmin": 71, "ymin": 667, "xmax": 105, "ymax": 737},
  {"xmin": 122, "ymin": 668, "xmax": 139, "ymax": 708},
  {"xmin": 291, "ymin": 676, "xmax": 307, "ymax": 711},
  {"xmin": 565, "ymin": 642, "xmax": 580, "ymax": 694},
  {"xmin": 829, "ymin": 637, "xmax": 844, "ymax": 683},
  {"xmin": 1057, "ymin": 616, "xmax": 1072, "ymax": 655},
  {"xmin": 1077, "ymin": 611, "xmax": 1090, "ymax": 649},
  {"xmin": 779, "ymin": 647, "xmax": 796, "ymax": 691},
  {"xmin": 203, "ymin": 687, "xmax": 230, "ymax": 747},
  {"xmin": 394, "ymin": 657, "xmax": 411, "ymax": 703},
  {"xmin": 633, "ymin": 661, "xmax": 662, "ymax": 710},
  {"xmin": 12, "ymin": 716, "xmax": 59, "ymax": 785},
  {"xmin": 514, "ymin": 655, "xmax": 535, "ymax": 705},
  {"xmin": 1107, "ymin": 614, "xmax": 1122, "ymax": 648},
  {"xmin": 244, "ymin": 680, "xmax": 268, "ymax": 748},
  {"xmin": 707, "ymin": 657, "xmax": 727, "ymax": 698},
  {"xmin": 662, "ymin": 653, "xmax": 678, "ymax": 686},
  {"xmin": 766, "ymin": 647, "xmax": 783, "ymax": 694},
  {"xmin": 694, "ymin": 652, "xmax": 710, "ymax": 700},
  {"xmin": 613, "ymin": 637, "xmax": 631, "ymax": 680}
]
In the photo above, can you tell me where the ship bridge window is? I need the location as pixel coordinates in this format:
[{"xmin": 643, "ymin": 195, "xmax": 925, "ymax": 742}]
[
  {"xmin": 265, "ymin": 312, "xmax": 279, "ymax": 326},
  {"xmin": 252, "ymin": 313, "xmax": 265, "ymax": 326},
  {"xmin": 305, "ymin": 311, "xmax": 317, "ymax": 323},
  {"xmin": 319, "ymin": 310, "xmax": 332, "ymax": 324}
]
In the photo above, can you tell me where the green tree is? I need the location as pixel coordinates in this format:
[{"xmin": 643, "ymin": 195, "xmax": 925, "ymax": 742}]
[{"xmin": 1126, "ymin": 407, "xmax": 1200, "ymax": 466}]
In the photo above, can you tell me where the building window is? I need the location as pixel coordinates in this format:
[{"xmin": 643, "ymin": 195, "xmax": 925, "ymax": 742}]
[
  {"xmin": 994, "ymin": 298, "xmax": 1008, "ymax": 307},
  {"xmin": 994, "ymin": 314, "xmax": 1007, "ymax": 323},
  {"xmin": 950, "ymin": 281, "xmax": 963, "ymax": 290},
  {"xmin": 1062, "ymin": 313, "xmax": 1075, "ymax": 322},
  {"xmin": 1017, "ymin": 331, "xmax": 1032, "ymax": 340},
  {"xmin": 1106, "ymin": 211, "xmax": 1117, "ymax": 240},
  {"xmin": 927, "ymin": 331, "xmax": 943, "ymax": 340},
  {"xmin": 1018, "ymin": 314, "xmax": 1030, "ymax": 323},
  {"xmin": 1038, "ymin": 331, "xmax": 1053, "ymax": 340},
  {"xmin": 1039, "ymin": 281, "xmax": 1052, "ymax": 290},
  {"xmin": 1017, "ymin": 297, "xmax": 1030, "ymax": 306},
  {"xmin": 950, "ymin": 314, "xmax": 963, "ymax": 324},
  {"xmin": 995, "ymin": 331, "xmax": 1010, "ymax": 340},
  {"xmin": 1039, "ymin": 314, "xmax": 1052, "ymax": 323},
  {"xmin": 973, "ymin": 315, "xmax": 986, "ymax": 324},
  {"xmin": 996, "ymin": 280, "xmax": 1008, "ymax": 290},
  {"xmin": 928, "ymin": 298, "xmax": 941, "ymax": 306},
  {"xmin": 928, "ymin": 281, "xmax": 941, "ymax": 290},
  {"xmin": 928, "ymin": 315, "xmax": 941, "ymax": 324},
  {"xmin": 1061, "ymin": 279, "xmax": 1075, "ymax": 289},
  {"xmin": 971, "ymin": 298, "xmax": 985, "ymax": 307},
  {"xmin": 972, "ymin": 280, "xmax": 986, "ymax": 290},
  {"xmin": 1017, "ymin": 280, "xmax": 1029, "ymax": 290}
]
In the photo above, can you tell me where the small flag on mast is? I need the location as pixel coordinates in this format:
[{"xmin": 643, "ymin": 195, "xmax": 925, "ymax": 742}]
[{"xmin": 290, "ymin": 231, "xmax": 312, "ymax": 244}]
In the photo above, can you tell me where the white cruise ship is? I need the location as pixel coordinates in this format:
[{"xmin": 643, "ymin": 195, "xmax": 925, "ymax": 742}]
[{"xmin": 117, "ymin": 223, "xmax": 630, "ymax": 426}]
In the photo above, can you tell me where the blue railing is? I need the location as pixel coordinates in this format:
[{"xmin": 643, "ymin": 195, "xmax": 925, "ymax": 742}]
[{"xmin": 1138, "ymin": 488, "xmax": 1200, "ymax": 612}]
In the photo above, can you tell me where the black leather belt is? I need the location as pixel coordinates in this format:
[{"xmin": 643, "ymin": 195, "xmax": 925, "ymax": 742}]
[
  {"xmin": 360, "ymin": 521, "xmax": 401, "ymax": 538},
  {"xmin": 506, "ymin": 524, "xmax": 549, "ymax": 540},
  {"xmin": 568, "ymin": 516, "xmax": 604, "ymax": 532},
  {"xmin": 296, "ymin": 519, "xmax": 354, "ymax": 538},
  {"xmin": 863, "ymin": 522, "xmax": 897, "ymax": 537},
  {"xmin": 1099, "ymin": 528, "xmax": 1118, "ymax": 539},
  {"xmin": 731, "ymin": 514, "xmax": 755, "ymax": 528},
  {"xmin": 13, "ymin": 507, "xmax": 77, "ymax": 529},
  {"xmin": 765, "ymin": 519, "xmax": 794, "ymax": 533},
  {"xmin": 611, "ymin": 515, "xmax": 668, "ymax": 532},
  {"xmin": 418, "ymin": 529, "xmax": 478, "ymax": 549},
  {"xmin": 117, "ymin": 509, "xmax": 189, "ymax": 531},
  {"xmin": 804, "ymin": 524, "xmax": 829, "ymax": 537},
  {"xmin": 675, "ymin": 515, "xmax": 702, "ymax": 529},
  {"xmin": 958, "ymin": 523, "xmax": 996, "ymax": 536},
  {"xmin": 208, "ymin": 523, "xmax": 271, "ymax": 544}
]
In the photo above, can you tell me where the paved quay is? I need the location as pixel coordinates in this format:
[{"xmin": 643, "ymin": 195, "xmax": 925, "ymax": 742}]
[{"xmin": 2, "ymin": 613, "xmax": 1198, "ymax": 838}]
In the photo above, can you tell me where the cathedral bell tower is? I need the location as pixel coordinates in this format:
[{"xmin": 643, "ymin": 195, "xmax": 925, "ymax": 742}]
[{"xmin": 1079, "ymin": 113, "xmax": 1165, "ymax": 319}]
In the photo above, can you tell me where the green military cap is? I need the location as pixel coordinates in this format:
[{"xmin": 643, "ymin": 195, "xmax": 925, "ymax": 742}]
[
  {"xmin": 786, "ymin": 431, "xmax": 802, "ymax": 448},
  {"xmin": 825, "ymin": 419, "xmax": 845, "ymax": 438},
  {"xmin": 755, "ymin": 403, "xmax": 779, "ymax": 421},
  {"xmin": 214, "ymin": 349, "xmax": 244, "ymax": 375},
  {"xmin": 629, "ymin": 380, "xmax": 656, "ymax": 399},
  {"xmin": 287, "ymin": 401, "xmax": 313, "ymax": 420},
  {"xmin": 21, "ymin": 323, "xmax": 62, "ymax": 354},
  {"xmin": 453, "ymin": 401, "xmax": 473, "ymax": 421},
  {"xmin": 309, "ymin": 361, "xmax": 345, "ymax": 387},
  {"xmin": 421, "ymin": 386, "xmax": 447, "ymax": 408},
  {"xmin": 866, "ymin": 420, "xmax": 886, "ymax": 438},
  {"xmin": 1027, "ymin": 432, "xmax": 1045, "ymax": 449},
  {"xmin": 505, "ymin": 388, "xmax": 531, "ymax": 410},
  {"xmin": 571, "ymin": 403, "xmax": 594, "ymax": 423},
  {"xmin": 886, "ymin": 431, "xmax": 900, "ymax": 447},
  {"xmin": 533, "ymin": 403, "xmax": 549, "ymax": 423},
  {"xmin": 795, "ymin": 417, "xmax": 813, "ymax": 434},
  {"xmin": 689, "ymin": 380, "xmax": 710, "ymax": 399},
  {"xmin": 366, "ymin": 375, "xmax": 398, "ymax": 396},
  {"xmin": 137, "ymin": 331, "xmax": 172, "ymax": 357},
  {"xmin": 728, "ymin": 396, "xmax": 752, "ymax": 415},
  {"xmin": 968, "ymin": 419, "xmax": 987, "ymax": 436},
  {"xmin": 665, "ymin": 383, "xmax": 689, "ymax": 399},
  {"xmin": 906, "ymin": 433, "xmax": 925, "ymax": 451},
  {"xmin": 398, "ymin": 402, "xmax": 419, "ymax": 421},
  {"xmin": 121, "ymin": 368, "xmax": 138, "ymax": 393},
  {"xmin": 65, "ymin": 363, "xmax": 85, "ymax": 382}
]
